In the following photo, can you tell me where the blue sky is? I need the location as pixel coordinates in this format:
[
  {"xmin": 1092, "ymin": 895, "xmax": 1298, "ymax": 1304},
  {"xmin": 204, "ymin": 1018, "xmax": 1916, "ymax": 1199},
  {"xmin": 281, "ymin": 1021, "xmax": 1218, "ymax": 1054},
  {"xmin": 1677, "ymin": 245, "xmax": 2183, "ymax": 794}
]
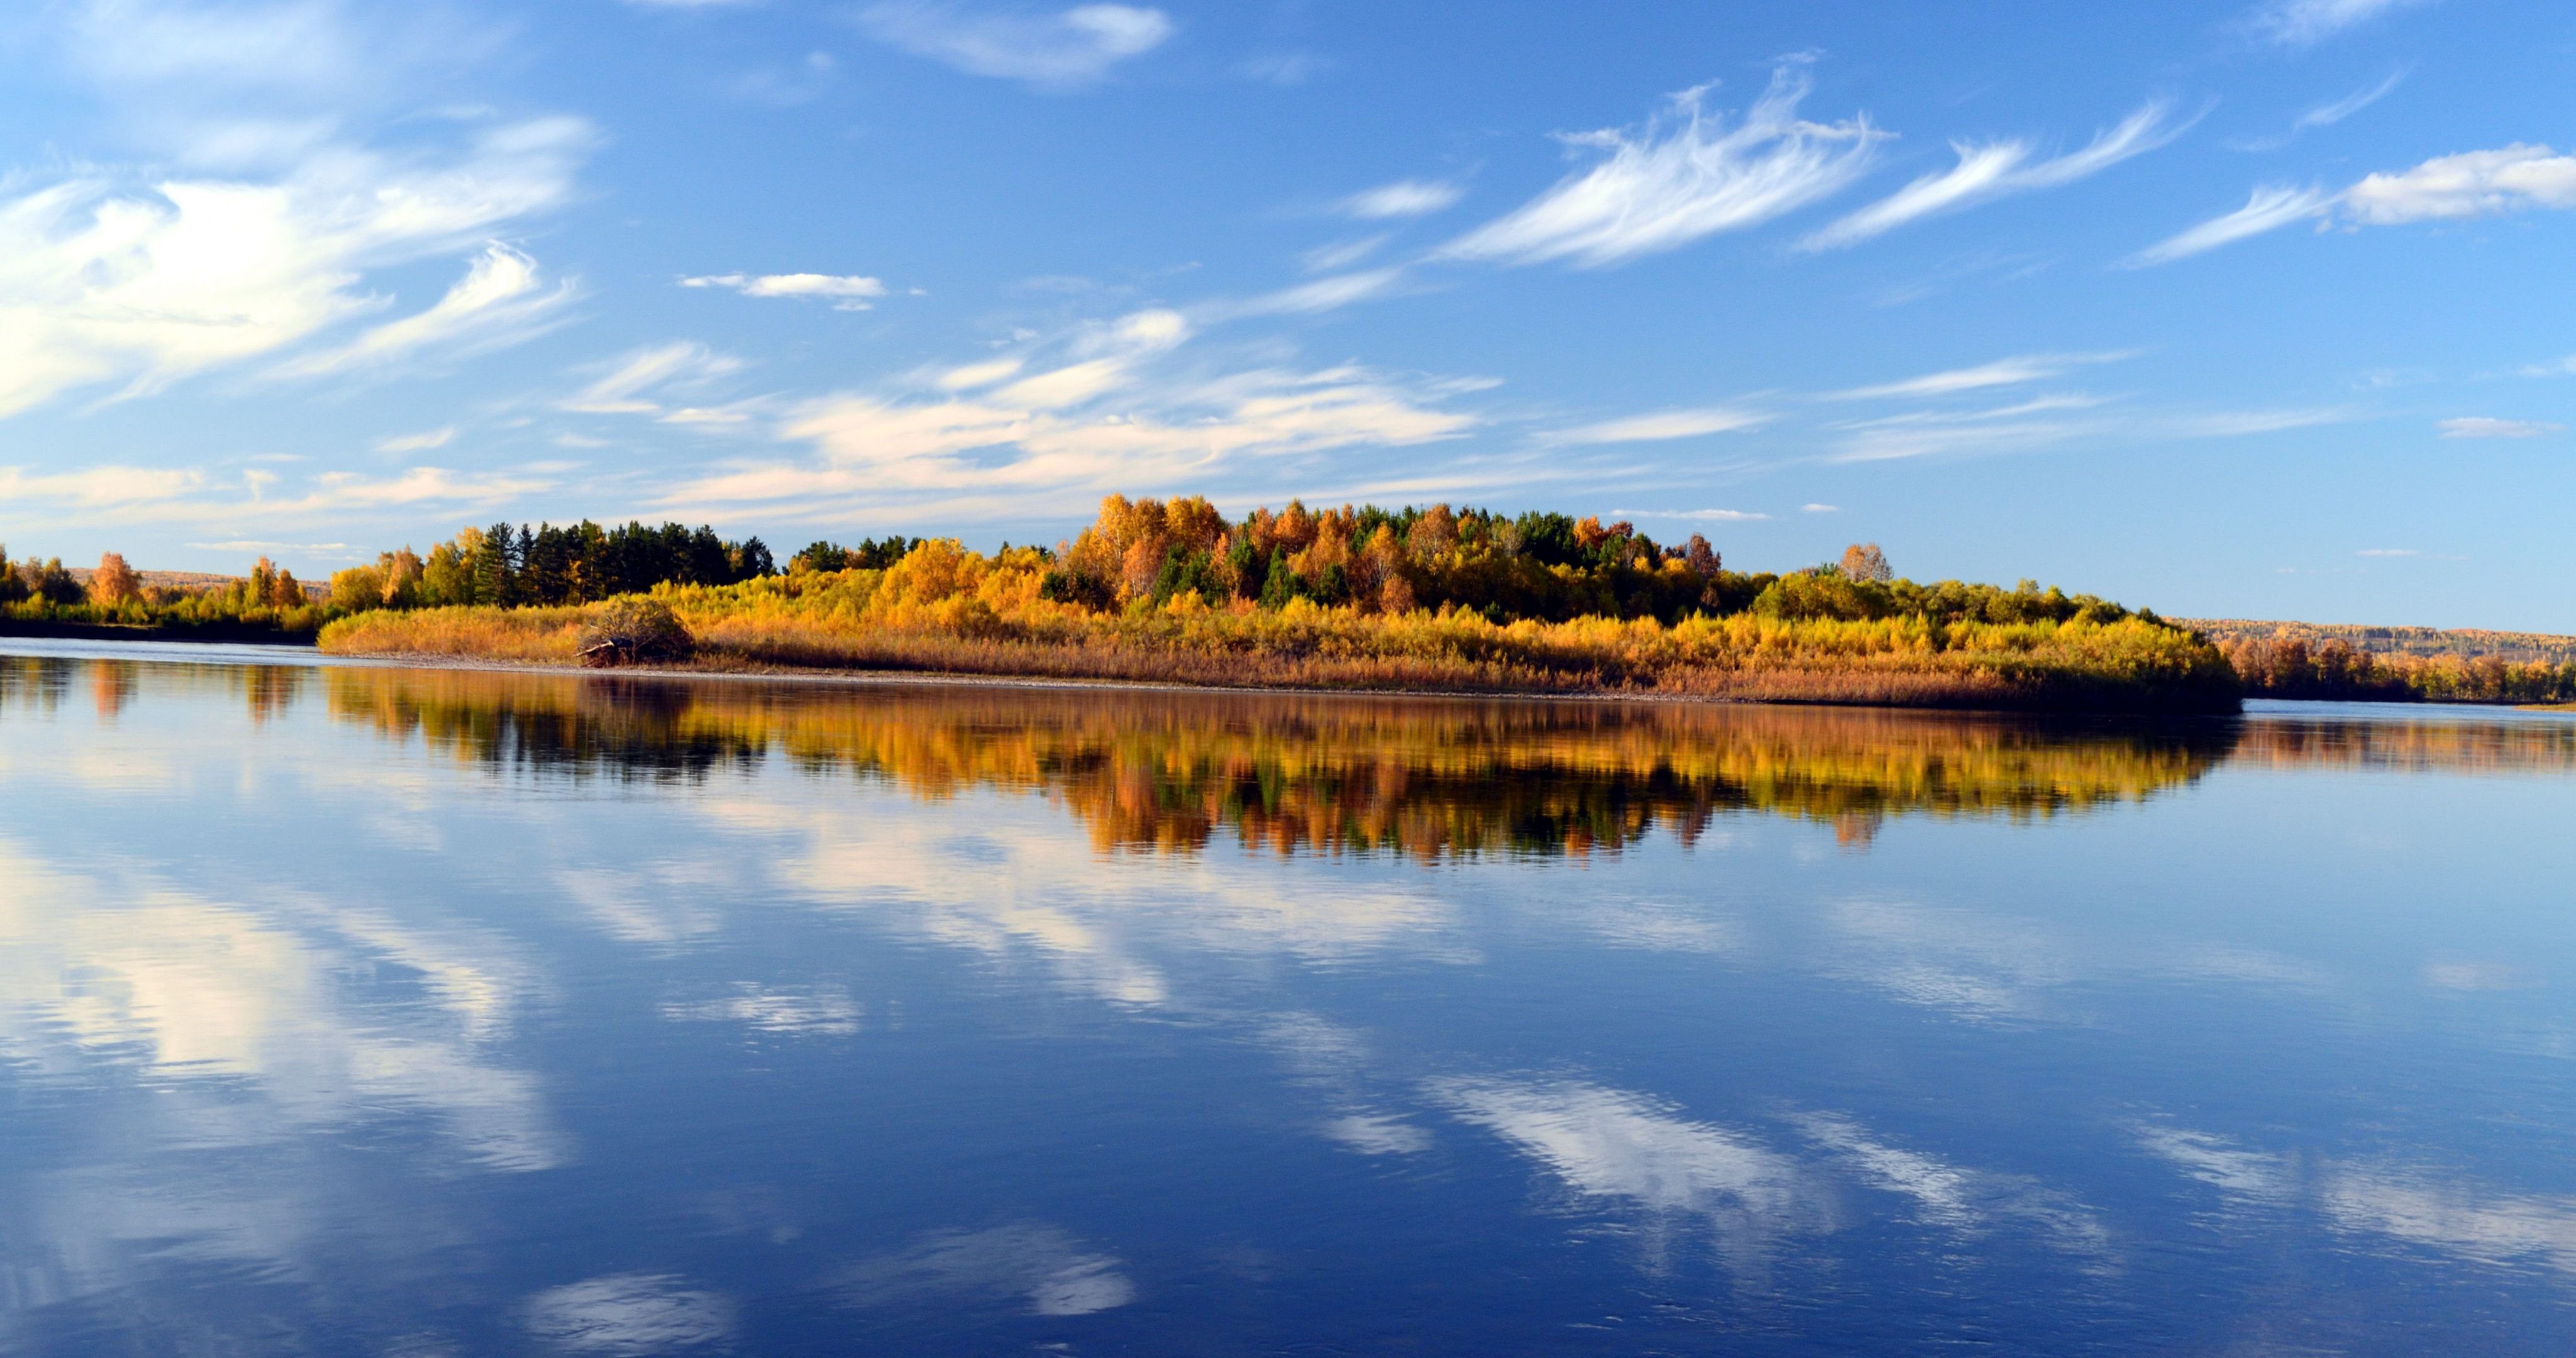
[{"xmin": 1, "ymin": 0, "xmax": 2572, "ymax": 629}]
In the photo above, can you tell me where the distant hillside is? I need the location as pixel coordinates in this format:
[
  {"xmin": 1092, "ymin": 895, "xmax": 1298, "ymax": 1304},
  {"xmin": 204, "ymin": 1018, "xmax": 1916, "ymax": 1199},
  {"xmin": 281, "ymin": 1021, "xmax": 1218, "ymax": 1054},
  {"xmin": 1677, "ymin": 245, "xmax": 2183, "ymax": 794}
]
[
  {"xmin": 2178, "ymin": 619, "xmax": 2576, "ymax": 666},
  {"xmin": 64, "ymin": 565, "xmax": 330, "ymax": 601}
]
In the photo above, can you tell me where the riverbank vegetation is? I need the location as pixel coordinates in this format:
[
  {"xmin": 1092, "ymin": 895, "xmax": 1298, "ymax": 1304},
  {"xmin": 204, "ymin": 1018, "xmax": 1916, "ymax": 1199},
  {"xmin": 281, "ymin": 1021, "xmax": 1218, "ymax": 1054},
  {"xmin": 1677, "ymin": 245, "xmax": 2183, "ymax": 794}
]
[
  {"xmin": 2189, "ymin": 619, "xmax": 2576, "ymax": 705},
  {"xmin": 318, "ymin": 495, "xmax": 2236, "ymax": 711}
]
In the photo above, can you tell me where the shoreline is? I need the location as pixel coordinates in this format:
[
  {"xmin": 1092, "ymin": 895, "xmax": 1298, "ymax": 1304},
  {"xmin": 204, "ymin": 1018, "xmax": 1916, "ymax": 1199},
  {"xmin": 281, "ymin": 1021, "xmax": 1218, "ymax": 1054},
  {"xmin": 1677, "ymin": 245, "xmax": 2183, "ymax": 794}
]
[
  {"xmin": 0, "ymin": 619, "xmax": 318, "ymax": 647},
  {"xmin": 9, "ymin": 632, "xmax": 2236, "ymax": 717}
]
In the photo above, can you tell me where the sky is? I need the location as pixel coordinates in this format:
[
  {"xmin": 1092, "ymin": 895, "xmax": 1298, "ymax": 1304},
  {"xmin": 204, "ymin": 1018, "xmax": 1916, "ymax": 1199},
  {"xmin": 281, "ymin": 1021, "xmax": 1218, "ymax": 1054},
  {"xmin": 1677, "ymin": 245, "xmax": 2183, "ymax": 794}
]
[{"xmin": 1, "ymin": 0, "xmax": 2572, "ymax": 629}]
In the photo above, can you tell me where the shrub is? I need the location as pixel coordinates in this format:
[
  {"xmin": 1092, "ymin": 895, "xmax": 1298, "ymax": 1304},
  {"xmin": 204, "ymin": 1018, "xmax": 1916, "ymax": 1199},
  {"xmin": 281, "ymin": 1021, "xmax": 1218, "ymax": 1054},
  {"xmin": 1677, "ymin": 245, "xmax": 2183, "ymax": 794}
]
[{"xmin": 577, "ymin": 599, "xmax": 695, "ymax": 666}]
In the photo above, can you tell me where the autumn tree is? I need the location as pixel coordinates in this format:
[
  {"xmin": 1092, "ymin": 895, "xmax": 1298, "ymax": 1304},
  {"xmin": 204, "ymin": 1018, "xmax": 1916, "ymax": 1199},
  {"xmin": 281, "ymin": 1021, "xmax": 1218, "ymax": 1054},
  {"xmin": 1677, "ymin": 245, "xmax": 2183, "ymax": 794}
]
[
  {"xmin": 1841, "ymin": 543, "xmax": 1892, "ymax": 583},
  {"xmin": 91, "ymin": 552, "xmax": 143, "ymax": 607},
  {"xmin": 1683, "ymin": 534, "xmax": 1720, "ymax": 578},
  {"xmin": 382, "ymin": 547, "xmax": 423, "ymax": 605}
]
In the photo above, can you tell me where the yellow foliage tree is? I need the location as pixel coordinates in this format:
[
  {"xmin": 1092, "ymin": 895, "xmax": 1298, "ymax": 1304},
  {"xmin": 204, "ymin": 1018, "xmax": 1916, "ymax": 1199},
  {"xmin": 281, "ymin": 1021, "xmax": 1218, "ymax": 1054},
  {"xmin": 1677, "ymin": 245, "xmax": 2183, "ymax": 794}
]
[{"xmin": 91, "ymin": 552, "xmax": 143, "ymax": 607}]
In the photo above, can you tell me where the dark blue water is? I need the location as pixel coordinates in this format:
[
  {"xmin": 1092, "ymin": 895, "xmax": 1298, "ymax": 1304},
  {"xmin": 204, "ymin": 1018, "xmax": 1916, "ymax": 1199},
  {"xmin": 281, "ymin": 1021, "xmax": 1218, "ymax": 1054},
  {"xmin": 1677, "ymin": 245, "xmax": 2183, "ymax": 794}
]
[{"xmin": 4, "ymin": 641, "xmax": 2573, "ymax": 1355}]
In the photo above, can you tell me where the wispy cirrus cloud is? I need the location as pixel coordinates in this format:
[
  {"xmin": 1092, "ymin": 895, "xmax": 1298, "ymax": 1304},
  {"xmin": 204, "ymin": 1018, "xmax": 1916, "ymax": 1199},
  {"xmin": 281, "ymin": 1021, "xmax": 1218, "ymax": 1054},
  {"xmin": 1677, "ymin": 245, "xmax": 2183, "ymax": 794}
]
[
  {"xmin": 1437, "ymin": 62, "xmax": 1881, "ymax": 269},
  {"xmin": 0, "ymin": 118, "xmax": 592, "ymax": 418},
  {"xmin": 1338, "ymin": 179, "xmax": 1463, "ymax": 220},
  {"xmin": 1548, "ymin": 407, "xmax": 1766, "ymax": 444},
  {"xmin": 560, "ymin": 343, "xmax": 749, "ymax": 416},
  {"xmin": 2299, "ymin": 69, "xmax": 2409, "ymax": 130},
  {"xmin": 1828, "ymin": 351, "xmax": 2133, "ymax": 400},
  {"xmin": 2438, "ymin": 416, "xmax": 2563, "ymax": 438},
  {"xmin": 373, "ymin": 427, "xmax": 455, "ymax": 454},
  {"xmin": 681, "ymin": 272, "xmax": 889, "ymax": 309},
  {"xmin": 1614, "ymin": 507, "xmax": 1770, "ymax": 522},
  {"xmin": 1802, "ymin": 100, "xmax": 2192, "ymax": 251},
  {"xmin": 2226, "ymin": 69, "xmax": 2407, "ymax": 151},
  {"xmin": 272, "ymin": 242, "xmax": 577, "ymax": 378},
  {"xmin": 0, "ymin": 461, "xmax": 548, "ymax": 529},
  {"xmin": 2165, "ymin": 407, "xmax": 2350, "ymax": 436},
  {"xmin": 2135, "ymin": 142, "xmax": 2576, "ymax": 264},
  {"xmin": 2245, "ymin": 0, "xmax": 2430, "ymax": 47},
  {"xmin": 2123, "ymin": 184, "xmax": 2336, "ymax": 265},
  {"xmin": 648, "ymin": 308, "xmax": 1480, "ymax": 521},
  {"xmin": 1224, "ymin": 268, "xmax": 1411, "ymax": 318},
  {"xmin": 853, "ymin": 3, "xmax": 1172, "ymax": 88}
]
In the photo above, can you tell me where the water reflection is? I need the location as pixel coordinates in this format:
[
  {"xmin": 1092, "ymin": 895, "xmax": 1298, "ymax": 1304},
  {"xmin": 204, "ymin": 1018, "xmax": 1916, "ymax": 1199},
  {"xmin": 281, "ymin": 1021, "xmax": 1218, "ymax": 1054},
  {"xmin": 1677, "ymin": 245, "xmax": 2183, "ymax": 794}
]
[
  {"xmin": 320, "ymin": 666, "xmax": 2249, "ymax": 856},
  {"xmin": 1, "ymin": 647, "xmax": 2572, "ymax": 1354}
]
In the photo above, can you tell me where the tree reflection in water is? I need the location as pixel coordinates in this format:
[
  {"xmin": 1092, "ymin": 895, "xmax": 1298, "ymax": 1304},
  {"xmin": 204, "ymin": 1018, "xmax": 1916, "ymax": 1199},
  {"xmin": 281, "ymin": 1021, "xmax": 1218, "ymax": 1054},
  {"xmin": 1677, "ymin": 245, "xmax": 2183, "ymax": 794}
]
[{"xmin": 323, "ymin": 669, "xmax": 2263, "ymax": 858}]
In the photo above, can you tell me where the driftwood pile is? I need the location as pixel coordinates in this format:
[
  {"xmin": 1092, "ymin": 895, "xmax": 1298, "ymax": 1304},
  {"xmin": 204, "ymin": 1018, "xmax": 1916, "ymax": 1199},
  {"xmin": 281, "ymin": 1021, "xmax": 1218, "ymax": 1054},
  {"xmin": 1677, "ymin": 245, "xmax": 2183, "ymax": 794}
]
[{"xmin": 576, "ymin": 599, "xmax": 695, "ymax": 667}]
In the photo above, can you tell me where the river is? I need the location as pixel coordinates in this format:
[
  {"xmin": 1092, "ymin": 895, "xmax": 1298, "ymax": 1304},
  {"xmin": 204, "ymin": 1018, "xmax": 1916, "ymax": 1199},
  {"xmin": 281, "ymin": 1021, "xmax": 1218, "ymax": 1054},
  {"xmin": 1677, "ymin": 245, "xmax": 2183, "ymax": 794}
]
[{"xmin": 3, "ymin": 639, "xmax": 2572, "ymax": 1354}]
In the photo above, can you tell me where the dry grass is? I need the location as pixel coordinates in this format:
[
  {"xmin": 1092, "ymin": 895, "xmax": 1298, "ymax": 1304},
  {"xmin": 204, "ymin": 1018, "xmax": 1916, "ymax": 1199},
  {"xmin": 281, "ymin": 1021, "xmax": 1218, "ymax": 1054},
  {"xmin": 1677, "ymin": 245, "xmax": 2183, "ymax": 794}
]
[{"xmin": 320, "ymin": 605, "xmax": 591, "ymax": 663}]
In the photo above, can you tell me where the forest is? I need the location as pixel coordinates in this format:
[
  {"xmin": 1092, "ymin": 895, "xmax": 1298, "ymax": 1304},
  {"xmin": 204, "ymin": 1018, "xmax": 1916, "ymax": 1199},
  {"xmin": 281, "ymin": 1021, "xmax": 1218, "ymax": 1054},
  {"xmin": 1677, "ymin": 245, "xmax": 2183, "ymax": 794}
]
[{"xmin": 18, "ymin": 492, "xmax": 2571, "ymax": 708}]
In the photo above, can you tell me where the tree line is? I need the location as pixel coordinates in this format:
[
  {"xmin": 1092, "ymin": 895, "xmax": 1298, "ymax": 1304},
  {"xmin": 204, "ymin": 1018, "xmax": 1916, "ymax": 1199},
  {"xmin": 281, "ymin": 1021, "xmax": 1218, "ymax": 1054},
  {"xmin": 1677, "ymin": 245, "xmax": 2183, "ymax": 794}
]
[
  {"xmin": 1028, "ymin": 495, "xmax": 2157, "ymax": 631},
  {"xmin": 2222, "ymin": 636, "xmax": 2576, "ymax": 705},
  {"xmin": 330, "ymin": 521, "xmax": 775, "ymax": 612}
]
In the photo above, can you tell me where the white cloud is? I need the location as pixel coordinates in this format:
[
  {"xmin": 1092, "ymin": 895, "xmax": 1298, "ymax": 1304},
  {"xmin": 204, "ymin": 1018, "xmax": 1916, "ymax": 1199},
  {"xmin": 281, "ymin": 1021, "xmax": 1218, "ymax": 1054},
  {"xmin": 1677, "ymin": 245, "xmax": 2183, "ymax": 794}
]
[
  {"xmin": 0, "ymin": 461, "xmax": 558, "ymax": 531},
  {"xmin": 0, "ymin": 465, "xmax": 209, "ymax": 509},
  {"xmin": 258, "ymin": 466, "xmax": 556, "ymax": 515},
  {"xmin": 2439, "ymin": 416, "xmax": 2563, "ymax": 438},
  {"xmin": 1551, "ymin": 407, "xmax": 1765, "ymax": 444},
  {"xmin": 272, "ymin": 242, "xmax": 575, "ymax": 377},
  {"xmin": 1299, "ymin": 235, "xmax": 1389, "ymax": 273},
  {"xmin": 2226, "ymin": 70, "xmax": 2407, "ymax": 152},
  {"xmin": 2151, "ymin": 142, "xmax": 2576, "ymax": 264},
  {"xmin": 61, "ymin": 1, "xmax": 510, "ymax": 145},
  {"xmin": 1438, "ymin": 62, "xmax": 1880, "ymax": 268},
  {"xmin": 1830, "ymin": 351, "xmax": 2129, "ymax": 400},
  {"xmin": 1339, "ymin": 179, "xmax": 1463, "ymax": 220},
  {"xmin": 2345, "ymin": 143, "xmax": 2576, "ymax": 224},
  {"xmin": 701, "ymin": 367, "xmax": 1475, "ymax": 511},
  {"xmin": 1802, "ymin": 502, "xmax": 1839, "ymax": 513},
  {"xmin": 373, "ymin": 426, "xmax": 455, "ymax": 453},
  {"xmin": 2247, "ymin": 0, "xmax": 2429, "ymax": 47},
  {"xmin": 936, "ymin": 357, "xmax": 1026, "ymax": 390},
  {"xmin": 1614, "ymin": 507, "xmax": 1770, "ymax": 522},
  {"xmin": 0, "ymin": 118, "xmax": 591, "ymax": 418},
  {"xmin": 1231, "ymin": 268, "xmax": 1407, "ymax": 316},
  {"xmin": 1804, "ymin": 100, "xmax": 2189, "ymax": 251},
  {"xmin": 2168, "ymin": 407, "xmax": 2350, "ymax": 436},
  {"xmin": 853, "ymin": 3, "xmax": 1173, "ymax": 87},
  {"xmin": 2298, "ymin": 69, "xmax": 2408, "ymax": 130},
  {"xmin": 2123, "ymin": 184, "xmax": 2335, "ymax": 266},
  {"xmin": 562, "ymin": 342, "xmax": 747, "ymax": 415},
  {"xmin": 682, "ymin": 271, "xmax": 889, "ymax": 310}
]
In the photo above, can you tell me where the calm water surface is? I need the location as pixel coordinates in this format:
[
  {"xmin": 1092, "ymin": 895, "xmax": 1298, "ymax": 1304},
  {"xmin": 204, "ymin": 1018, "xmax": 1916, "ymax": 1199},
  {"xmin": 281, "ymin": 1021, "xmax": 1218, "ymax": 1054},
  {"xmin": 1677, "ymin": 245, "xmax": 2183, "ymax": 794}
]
[{"xmin": 4, "ymin": 640, "xmax": 2574, "ymax": 1355}]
